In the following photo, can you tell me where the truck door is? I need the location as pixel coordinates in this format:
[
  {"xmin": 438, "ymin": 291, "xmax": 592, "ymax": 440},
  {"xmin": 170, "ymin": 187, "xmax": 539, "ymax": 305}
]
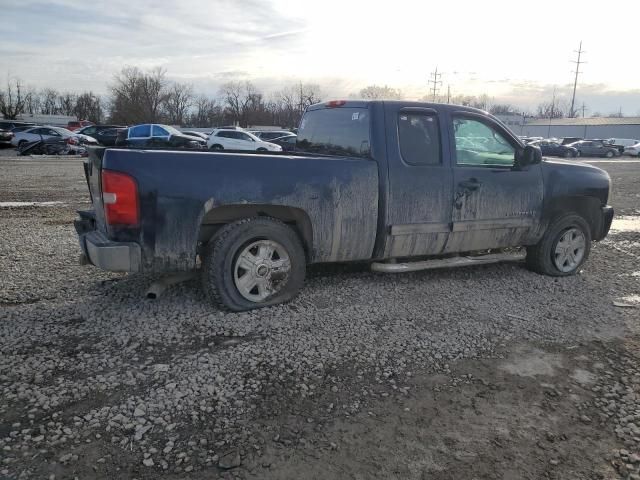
[
  {"xmin": 445, "ymin": 113, "xmax": 543, "ymax": 252},
  {"xmin": 382, "ymin": 106, "xmax": 453, "ymax": 257}
]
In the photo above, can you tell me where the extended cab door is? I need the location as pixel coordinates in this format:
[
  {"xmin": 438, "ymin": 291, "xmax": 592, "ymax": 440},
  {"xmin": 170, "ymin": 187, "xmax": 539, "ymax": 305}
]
[
  {"xmin": 382, "ymin": 105, "xmax": 453, "ymax": 257},
  {"xmin": 444, "ymin": 112, "xmax": 543, "ymax": 252}
]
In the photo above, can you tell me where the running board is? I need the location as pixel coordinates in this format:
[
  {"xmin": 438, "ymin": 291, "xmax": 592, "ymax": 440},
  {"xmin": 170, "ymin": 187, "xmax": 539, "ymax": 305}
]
[{"xmin": 371, "ymin": 251, "xmax": 526, "ymax": 273}]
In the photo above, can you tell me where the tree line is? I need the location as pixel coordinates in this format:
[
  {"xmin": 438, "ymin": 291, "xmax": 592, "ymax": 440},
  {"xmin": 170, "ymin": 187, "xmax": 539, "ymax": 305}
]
[
  {"xmin": 0, "ymin": 67, "xmax": 324, "ymax": 128},
  {"xmin": 0, "ymin": 68, "xmax": 621, "ymax": 127}
]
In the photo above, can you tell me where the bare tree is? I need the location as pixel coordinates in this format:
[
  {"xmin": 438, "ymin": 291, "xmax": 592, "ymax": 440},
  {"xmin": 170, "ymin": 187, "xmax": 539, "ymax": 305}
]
[
  {"xmin": 75, "ymin": 92, "xmax": 103, "ymax": 123},
  {"xmin": 163, "ymin": 82, "xmax": 193, "ymax": 125},
  {"xmin": 359, "ymin": 85, "xmax": 403, "ymax": 100},
  {"xmin": 41, "ymin": 88, "xmax": 59, "ymax": 115},
  {"xmin": 219, "ymin": 80, "xmax": 261, "ymax": 126},
  {"xmin": 489, "ymin": 104, "xmax": 517, "ymax": 115},
  {"xmin": 0, "ymin": 78, "xmax": 30, "ymax": 120},
  {"xmin": 536, "ymin": 99, "xmax": 567, "ymax": 119},
  {"xmin": 189, "ymin": 96, "xmax": 223, "ymax": 127},
  {"xmin": 109, "ymin": 66, "xmax": 168, "ymax": 124},
  {"xmin": 57, "ymin": 93, "xmax": 77, "ymax": 116}
]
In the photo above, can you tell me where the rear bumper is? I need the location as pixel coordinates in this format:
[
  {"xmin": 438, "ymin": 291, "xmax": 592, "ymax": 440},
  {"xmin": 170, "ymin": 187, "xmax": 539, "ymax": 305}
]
[
  {"xmin": 75, "ymin": 212, "xmax": 141, "ymax": 272},
  {"xmin": 595, "ymin": 205, "xmax": 614, "ymax": 241}
]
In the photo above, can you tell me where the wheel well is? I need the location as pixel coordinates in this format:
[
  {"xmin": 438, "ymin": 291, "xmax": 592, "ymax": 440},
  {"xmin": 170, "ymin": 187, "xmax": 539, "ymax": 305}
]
[
  {"xmin": 545, "ymin": 196, "xmax": 602, "ymax": 239},
  {"xmin": 198, "ymin": 204, "xmax": 313, "ymax": 257}
]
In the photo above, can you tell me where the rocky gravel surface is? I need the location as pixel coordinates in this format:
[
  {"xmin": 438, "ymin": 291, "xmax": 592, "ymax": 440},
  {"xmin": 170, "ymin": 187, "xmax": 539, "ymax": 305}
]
[{"xmin": 0, "ymin": 153, "xmax": 639, "ymax": 479}]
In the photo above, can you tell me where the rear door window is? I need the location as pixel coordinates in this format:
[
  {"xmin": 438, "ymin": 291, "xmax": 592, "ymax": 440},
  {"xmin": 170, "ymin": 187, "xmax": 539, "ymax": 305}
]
[
  {"xmin": 297, "ymin": 107, "xmax": 370, "ymax": 158},
  {"xmin": 152, "ymin": 125, "xmax": 170, "ymax": 137},
  {"xmin": 398, "ymin": 112, "xmax": 441, "ymax": 165}
]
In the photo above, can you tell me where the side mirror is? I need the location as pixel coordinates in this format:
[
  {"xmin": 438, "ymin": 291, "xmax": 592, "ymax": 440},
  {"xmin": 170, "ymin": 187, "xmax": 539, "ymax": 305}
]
[{"xmin": 516, "ymin": 144, "xmax": 542, "ymax": 168}]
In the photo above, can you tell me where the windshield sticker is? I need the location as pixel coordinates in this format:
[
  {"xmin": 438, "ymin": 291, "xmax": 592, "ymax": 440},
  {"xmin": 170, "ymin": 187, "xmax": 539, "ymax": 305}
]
[{"xmin": 352, "ymin": 112, "xmax": 360, "ymax": 120}]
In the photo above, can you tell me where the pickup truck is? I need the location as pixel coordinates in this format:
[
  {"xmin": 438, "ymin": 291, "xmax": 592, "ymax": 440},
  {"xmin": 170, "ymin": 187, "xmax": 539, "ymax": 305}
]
[{"xmin": 75, "ymin": 100, "xmax": 614, "ymax": 311}]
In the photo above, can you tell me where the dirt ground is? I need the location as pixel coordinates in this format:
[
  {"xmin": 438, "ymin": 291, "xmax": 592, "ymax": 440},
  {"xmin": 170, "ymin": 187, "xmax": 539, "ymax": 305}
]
[{"xmin": 0, "ymin": 151, "xmax": 639, "ymax": 480}]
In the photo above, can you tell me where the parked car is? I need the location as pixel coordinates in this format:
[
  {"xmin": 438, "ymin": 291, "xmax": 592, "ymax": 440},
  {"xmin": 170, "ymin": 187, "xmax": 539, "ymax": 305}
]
[
  {"xmin": 270, "ymin": 134, "xmax": 297, "ymax": 152},
  {"xmin": 92, "ymin": 128, "xmax": 126, "ymax": 147},
  {"xmin": 606, "ymin": 138, "xmax": 639, "ymax": 155},
  {"xmin": 0, "ymin": 121, "xmax": 36, "ymax": 131},
  {"xmin": 623, "ymin": 142, "xmax": 640, "ymax": 157},
  {"xmin": 250, "ymin": 130, "xmax": 295, "ymax": 141},
  {"xmin": 561, "ymin": 137, "xmax": 583, "ymax": 145},
  {"xmin": 75, "ymin": 125, "xmax": 127, "ymax": 147},
  {"xmin": 120, "ymin": 124, "xmax": 206, "ymax": 149},
  {"xmin": 0, "ymin": 128, "xmax": 14, "ymax": 146},
  {"xmin": 75, "ymin": 100, "xmax": 613, "ymax": 311},
  {"xmin": 75, "ymin": 125, "xmax": 126, "ymax": 137},
  {"xmin": 11, "ymin": 125, "xmax": 40, "ymax": 133},
  {"xmin": 568, "ymin": 140, "xmax": 620, "ymax": 158},
  {"xmin": 207, "ymin": 129, "xmax": 282, "ymax": 151},
  {"xmin": 529, "ymin": 140, "xmax": 578, "ymax": 158},
  {"xmin": 11, "ymin": 126, "xmax": 98, "ymax": 148},
  {"xmin": 67, "ymin": 120, "xmax": 94, "ymax": 131},
  {"xmin": 181, "ymin": 131, "xmax": 209, "ymax": 141}
]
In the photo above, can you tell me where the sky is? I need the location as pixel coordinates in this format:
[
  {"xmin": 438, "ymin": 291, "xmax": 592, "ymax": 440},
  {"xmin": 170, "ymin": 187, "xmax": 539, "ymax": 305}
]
[{"xmin": 1, "ymin": 0, "xmax": 639, "ymax": 115}]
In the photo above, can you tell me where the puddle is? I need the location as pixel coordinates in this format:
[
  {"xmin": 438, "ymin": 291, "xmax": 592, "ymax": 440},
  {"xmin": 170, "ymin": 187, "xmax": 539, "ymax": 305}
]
[
  {"xmin": 0, "ymin": 201, "xmax": 66, "ymax": 208},
  {"xmin": 611, "ymin": 216, "xmax": 640, "ymax": 233}
]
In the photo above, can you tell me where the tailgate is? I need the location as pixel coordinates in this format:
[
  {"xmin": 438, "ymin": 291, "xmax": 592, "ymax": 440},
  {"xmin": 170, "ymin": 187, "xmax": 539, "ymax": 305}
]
[{"xmin": 83, "ymin": 147, "xmax": 107, "ymax": 232}]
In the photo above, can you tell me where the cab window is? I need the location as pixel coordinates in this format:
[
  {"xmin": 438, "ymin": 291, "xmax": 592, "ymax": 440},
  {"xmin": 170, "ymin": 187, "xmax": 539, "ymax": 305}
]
[
  {"xmin": 453, "ymin": 117, "xmax": 515, "ymax": 167},
  {"xmin": 397, "ymin": 112, "xmax": 441, "ymax": 165}
]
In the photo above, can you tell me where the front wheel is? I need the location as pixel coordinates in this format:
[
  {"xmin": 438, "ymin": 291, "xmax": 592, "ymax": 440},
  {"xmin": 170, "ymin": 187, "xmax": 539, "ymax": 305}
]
[
  {"xmin": 201, "ymin": 217, "xmax": 306, "ymax": 311},
  {"xmin": 605, "ymin": 150, "xmax": 614, "ymax": 158},
  {"xmin": 526, "ymin": 214, "xmax": 591, "ymax": 276},
  {"xmin": 575, "ymin": 150, "xmax": 581, "ymax": 157},
  {"xmin": 209, "ymin": 144, "xmax": 223, "ymax": 151}
]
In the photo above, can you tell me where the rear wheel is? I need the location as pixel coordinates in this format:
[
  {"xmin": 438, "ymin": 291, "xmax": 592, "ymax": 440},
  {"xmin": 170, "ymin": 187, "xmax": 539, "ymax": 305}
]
[
  {"xmin": 563, "ymin": 150, "xmax": 572, "ymax": 158},
  {"xmin": 605, "ymin": 150, "xmax": 614, "ymax": 158},
  {"xmin": 526, "ymin": 214, "xmax": 591, "ymax": 276},
  {"xmin": 575, "ymin": 150, "xmax": 581, "ymax": 157},
  {"xmin": 201, "ymin": 217, "xmax": 306, "ymax": 311}
]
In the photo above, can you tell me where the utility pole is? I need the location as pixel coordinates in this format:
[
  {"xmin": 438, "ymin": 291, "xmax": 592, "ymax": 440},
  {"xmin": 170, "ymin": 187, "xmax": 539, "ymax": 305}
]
[
  {"xmin": 428, "ymin": 67, "xmax": 442, "ymax": 102},
  {"xmin": 580, "ymin": 102, "xmax": 588, "ymax": 118},
  {"xmin": 446, "ymin": 85, "xmax": 451, "ymax": 104},
  {"xmin": 548, "ymin": 86, "xmax": 556, "ymax": 138},
  {"xmin": 569, "ymin": 41, "xmax": 585, "ymax": 118}
]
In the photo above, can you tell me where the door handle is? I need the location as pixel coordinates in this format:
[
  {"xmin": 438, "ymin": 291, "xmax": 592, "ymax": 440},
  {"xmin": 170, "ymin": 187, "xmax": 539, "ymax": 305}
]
[{"xmin": 458, "ymin": 179, "xmax": 482, "ymax": 191}]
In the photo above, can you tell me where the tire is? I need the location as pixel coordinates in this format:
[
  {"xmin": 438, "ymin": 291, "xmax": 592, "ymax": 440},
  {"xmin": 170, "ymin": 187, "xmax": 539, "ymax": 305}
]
[
  {"xmin": 209, "ymin": 144, "xmax": 223, "ymax": 151},
  {"xmin": 256, "ymin": 147, "xmax": 267, "ymax": 152},
  {"xmin": 201, "ymin": 217, "xmax": 306, "ymax": 311},
  {"xmin": 605, "ymin": 150, "xmax": 614, "ymax": 158},
  {"xmin": 575, "ymin": 150, "xmax": 581, "ymax": 157},
  {"xmin": 563, "ymin": 150, "xmax": 572, "ymax": 158},
  {"xmin": 526, "ymin": 214, "xmax": 591, "ymax": 276}
]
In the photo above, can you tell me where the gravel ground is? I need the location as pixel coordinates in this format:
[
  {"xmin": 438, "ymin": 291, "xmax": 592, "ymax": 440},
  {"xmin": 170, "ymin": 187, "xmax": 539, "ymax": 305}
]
[{"xmin": 1, "ymin": 151, "xmax": 639, "ymax": 479}]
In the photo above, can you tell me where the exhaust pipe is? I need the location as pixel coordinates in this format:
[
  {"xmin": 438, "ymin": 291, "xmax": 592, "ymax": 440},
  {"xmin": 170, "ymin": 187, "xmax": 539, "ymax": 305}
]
[{"xmin": 146, "ymin": 272, "xmax": 197, "ymax": 299}]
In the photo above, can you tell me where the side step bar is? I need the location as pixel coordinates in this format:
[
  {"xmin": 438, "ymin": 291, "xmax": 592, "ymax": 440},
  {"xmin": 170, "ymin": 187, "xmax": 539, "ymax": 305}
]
[{"xmin": 371, "ymin": 251, "xmax": 526, "ymax": 273}]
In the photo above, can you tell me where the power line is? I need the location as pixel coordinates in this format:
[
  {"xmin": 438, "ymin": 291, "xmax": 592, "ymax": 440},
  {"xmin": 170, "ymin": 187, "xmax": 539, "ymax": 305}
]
[
  {"xmin": 428, "ymin": 67, "xmax": 442, "ymax": 102},
  {"xmin": 569, "ymin": 41, "xmax": 585, "ymax": 118}
]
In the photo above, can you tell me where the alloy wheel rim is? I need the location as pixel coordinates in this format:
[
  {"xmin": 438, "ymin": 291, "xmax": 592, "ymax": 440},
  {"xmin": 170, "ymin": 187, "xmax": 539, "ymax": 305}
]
[
  {"xmin": 553, "ymin": 228, "xmax": 586, "ymax": 272},
  {"xmin": 233, "ymin": 240, "xmax": 291, "ymax": 302}
]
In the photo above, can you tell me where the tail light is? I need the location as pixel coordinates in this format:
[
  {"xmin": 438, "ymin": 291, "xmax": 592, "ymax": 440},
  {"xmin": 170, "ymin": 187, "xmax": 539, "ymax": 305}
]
[
  {"xmin": 326, "ymin": 100, "xmax": 346, "ymax": 108},
  {"xmin": 101, "ymin": 170, "xmax": 139, "ymax": 226}
]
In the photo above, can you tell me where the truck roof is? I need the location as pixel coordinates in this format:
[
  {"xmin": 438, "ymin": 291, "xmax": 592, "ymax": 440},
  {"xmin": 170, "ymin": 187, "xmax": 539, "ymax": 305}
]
[{"xmin": 307, "ymin": 99, "xmax": 491, "ymax": 117}]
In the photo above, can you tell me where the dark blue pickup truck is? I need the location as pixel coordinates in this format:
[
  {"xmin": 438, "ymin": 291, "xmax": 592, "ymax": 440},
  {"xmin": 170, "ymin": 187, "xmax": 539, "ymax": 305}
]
[{"xmin": 75, "ymin": 101, "xmax": 613, "ymax": 311}]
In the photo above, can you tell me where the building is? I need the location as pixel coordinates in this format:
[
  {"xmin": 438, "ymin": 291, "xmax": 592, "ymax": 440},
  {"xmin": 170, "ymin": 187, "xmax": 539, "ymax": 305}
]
[
  {"xmin": 519, "ymin": 117, "xmax": 640, "ymax": 140},
  {"xmin": 16, "ymin": 113, "xmax": 76, "ymax": 127}
]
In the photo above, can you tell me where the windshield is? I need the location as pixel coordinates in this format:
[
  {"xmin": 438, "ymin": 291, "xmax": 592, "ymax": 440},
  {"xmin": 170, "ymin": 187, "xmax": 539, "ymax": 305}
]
[
  {"xmin": 52, "ymin": 127, "xmax": 74, "ymax": 135},
  {"xmin": 296, "ymin": 107, "xmax": 371, "ymax": 158}
]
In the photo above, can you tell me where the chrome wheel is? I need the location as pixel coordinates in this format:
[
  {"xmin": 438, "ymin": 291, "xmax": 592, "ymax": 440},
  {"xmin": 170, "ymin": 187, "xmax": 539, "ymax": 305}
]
[
  {"xmin": 553, "ymin": 228, "xmax": 586, "ymax": 272},
  {"xmin": 233, "ymin": 240, "xmax": 291, "ymax": 302}
]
